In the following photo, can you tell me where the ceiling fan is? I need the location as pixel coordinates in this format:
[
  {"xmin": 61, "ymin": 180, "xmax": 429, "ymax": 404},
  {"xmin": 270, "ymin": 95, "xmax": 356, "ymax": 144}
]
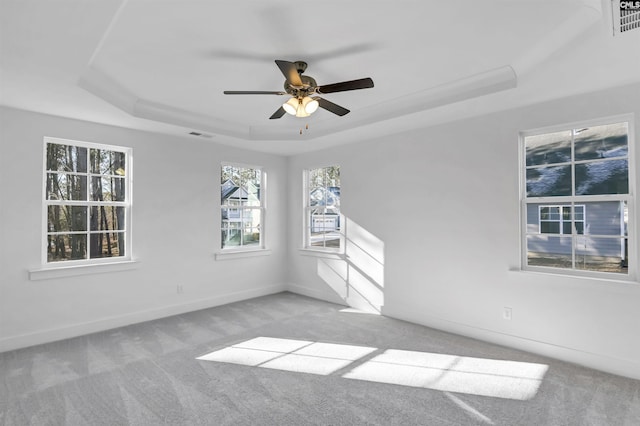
[{"xmin": 223, "ymin": 60, "xmax": 374, "ymax": 119}]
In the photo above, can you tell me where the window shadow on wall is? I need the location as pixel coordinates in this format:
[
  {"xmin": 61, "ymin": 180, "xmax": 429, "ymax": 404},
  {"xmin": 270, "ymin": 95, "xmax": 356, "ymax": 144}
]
[{"xmin": 316, "ymin": 217, "xmax": 384, "ymax": 314}]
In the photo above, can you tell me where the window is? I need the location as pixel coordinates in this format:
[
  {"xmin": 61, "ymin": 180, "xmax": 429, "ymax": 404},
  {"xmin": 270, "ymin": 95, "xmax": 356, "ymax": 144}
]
[
  {"xmin": 304, "ymin": 165, "xmax": 341, "ymax": 250},
  {"xmin": 539, "ymin": 205, "xmax": 585, "ymax": 235},
  {"xmin": 44, "ymin": 137, "xmax": 131, "ymax": 264},
  {"xmin": 221, "ymin": 164, "xmax": 264, "ymax": 249},
  {"xmin": 522, "ymin": 120, "xmax": 633, "ymax": 276}
]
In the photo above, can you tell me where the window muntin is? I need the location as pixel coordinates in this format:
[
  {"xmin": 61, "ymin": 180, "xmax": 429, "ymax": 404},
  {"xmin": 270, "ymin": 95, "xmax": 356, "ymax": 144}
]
[
  {"xmin": 44, "ymin": 138, "xmax": 130, "ymax": 264},
  {"xmin": 304, "ymin": 165, "xmax": 341, "ymax": 250},
  {"xmin": 221, "ymin": 164, "xmax": 264, "ymax": 249},
  {"xmin": 522, "ymin": 121, "xmax": 632, "ymax": 276}
]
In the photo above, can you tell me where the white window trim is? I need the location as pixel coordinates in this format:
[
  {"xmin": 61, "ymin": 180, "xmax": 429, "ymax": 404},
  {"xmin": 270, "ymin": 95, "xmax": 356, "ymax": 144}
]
[
  {"xmin": 39, "ymin": 137, "xmax": 133, "ymax": 270},
  {"xmin": 302, "ymin": 165, "xmax": 344, "ymax": 253},
  {"xmin": 519, "ymin": 114, "xmax": 637, "ymax": 281},
  {"xmin": 29, "ymin": 260, "xmax": 139, "ymax": 281},
  {"xmin": 218, "ymin": 162, "xmax": 267, "ymax": 255}
]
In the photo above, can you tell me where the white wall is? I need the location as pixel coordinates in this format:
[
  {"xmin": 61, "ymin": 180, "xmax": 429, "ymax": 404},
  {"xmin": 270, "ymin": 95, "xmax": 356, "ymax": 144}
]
[
  {"xmin": 0, "ymin": 107, "xmax": 288, "ymax": 351},
  {"xmin": 287, "ymin": 83, "xmax": 640, "ymax": 380}
]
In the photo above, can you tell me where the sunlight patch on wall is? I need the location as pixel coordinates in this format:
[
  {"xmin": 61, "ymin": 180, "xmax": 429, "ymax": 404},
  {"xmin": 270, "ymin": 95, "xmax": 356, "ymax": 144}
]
[{"xmin": 316, "ymin": 217, "xmax": 385, "ymax": 314}]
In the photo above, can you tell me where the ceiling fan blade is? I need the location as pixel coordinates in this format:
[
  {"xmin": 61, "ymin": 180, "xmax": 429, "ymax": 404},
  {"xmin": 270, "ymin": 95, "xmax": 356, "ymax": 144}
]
[
  {"xmin": 315, "ymin": 97, "xmax": 350, "ymax": 116},
  {"xmin": 269, "ymin": 106, "xmax": 287, "ymax": 119},
  {"xmin": 317, "ymin": 77, "xmax": 374, "ymax": 94},
  {"xmin": 224, "ymin": 91, "xmax": 286, "ymax": 95},
  {"xmin": 275, "ymin": 60, "xmax": 303, "ymax": 87}
]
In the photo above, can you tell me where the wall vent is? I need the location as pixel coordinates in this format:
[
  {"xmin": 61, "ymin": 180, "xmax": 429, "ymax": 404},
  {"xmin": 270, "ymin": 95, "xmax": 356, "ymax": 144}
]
[
  {"xmin": 189, "ymin": 131, "xmax": 213, "ymax": 138},
  {"xmin": 612, "ymin": 1, "xmax": 640, "ymax": 34}
]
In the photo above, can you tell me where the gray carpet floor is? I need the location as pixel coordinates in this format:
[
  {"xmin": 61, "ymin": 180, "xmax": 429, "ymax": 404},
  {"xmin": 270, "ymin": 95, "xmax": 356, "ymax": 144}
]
[{"xmin": 1, "ymin": 292, "xmax": 639, "ymax": 425}]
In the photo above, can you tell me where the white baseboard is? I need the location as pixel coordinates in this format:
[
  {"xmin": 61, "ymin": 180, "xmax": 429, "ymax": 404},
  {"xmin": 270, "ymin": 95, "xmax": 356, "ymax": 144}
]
[
  {"xmin": 286, "ymin": 283, "xmax": 347, "ymax": 306},
  {"xmin": 0, "ymin": 283, "xmax": 287, "ymax": 353},
  {"xmin": 383, "ymin": 305, "xmax": 640, "ymax": 381}
]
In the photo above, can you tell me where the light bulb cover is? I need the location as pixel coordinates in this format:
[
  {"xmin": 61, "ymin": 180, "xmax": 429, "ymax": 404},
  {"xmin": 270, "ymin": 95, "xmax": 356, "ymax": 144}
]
[
  {"xmin": 302, "ymin": 97, "xmax": 319, "ymax": 114},
  {"xmin": 283, "ymin": 98, "xmax": 298, "ymax": 115}
]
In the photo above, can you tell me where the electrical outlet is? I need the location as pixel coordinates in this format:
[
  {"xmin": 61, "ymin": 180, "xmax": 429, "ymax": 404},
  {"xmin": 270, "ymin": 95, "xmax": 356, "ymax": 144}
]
[{"xmin": 503, "ymin": 307, "xmax": 512, "ymax": 321}]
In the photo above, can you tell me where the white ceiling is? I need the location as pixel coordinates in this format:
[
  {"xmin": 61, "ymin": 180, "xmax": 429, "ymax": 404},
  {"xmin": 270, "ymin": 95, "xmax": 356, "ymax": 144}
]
[{"xmin": 1, "ymin": 0, "xmax": 639, "ymax": 155}]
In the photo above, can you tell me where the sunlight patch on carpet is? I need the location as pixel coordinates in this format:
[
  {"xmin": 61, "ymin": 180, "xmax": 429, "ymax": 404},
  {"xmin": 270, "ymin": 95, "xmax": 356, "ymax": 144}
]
[
  {"xmin": 197, "ymin": 337, "xmax": 377, "ymax": 376},
  {"xmin": 342, "ymin": 349, "xmax": 548, "ymax": 400},
  {"xmin": 197, "ymin": 338, "xmax": 548, "ymax": 400}
]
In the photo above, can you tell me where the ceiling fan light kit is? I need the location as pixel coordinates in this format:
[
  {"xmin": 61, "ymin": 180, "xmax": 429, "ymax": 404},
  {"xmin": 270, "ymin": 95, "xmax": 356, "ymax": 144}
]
[
  {"xmin": 283, "ymin": 96, "xmax": 319, "ymax": 117},
  {"xmin": 224, "ymin": 60, "xmax": 374, "ymax": 120}
]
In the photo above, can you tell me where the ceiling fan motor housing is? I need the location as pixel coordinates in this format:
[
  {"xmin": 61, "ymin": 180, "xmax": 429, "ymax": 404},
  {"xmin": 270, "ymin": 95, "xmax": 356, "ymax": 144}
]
[{"xmin": 284, "ymin": 75, "xmax": 317, "ymax": 98}]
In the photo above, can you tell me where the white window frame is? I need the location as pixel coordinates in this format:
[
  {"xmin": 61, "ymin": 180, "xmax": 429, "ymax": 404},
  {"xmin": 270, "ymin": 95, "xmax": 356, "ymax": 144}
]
[
  {"xmin": 220, "ymin": 162, "xmax": 266, "ymax": 252},
  {"xmin": 41, "ymin": 137, "xmax": 132, "ymax": 267},
  {"xmin": 520, "ymin": 115, "xmax": 637, "ymax": 280},
  {"xmin": 303, "ymin": 165, "xmax": 343, "ymax": 252}
]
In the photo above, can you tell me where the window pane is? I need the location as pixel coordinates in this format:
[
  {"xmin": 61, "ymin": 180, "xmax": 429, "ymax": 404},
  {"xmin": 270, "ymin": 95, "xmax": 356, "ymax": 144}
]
[
  {"xmin": 221, "ymin": 207, "xmax": 261, "ymax": 249},
  {"xmin": 548, "ymin": 207, "xmax": 560, "ymax": 220},
  {"xmin": 526, "ymin": 165, "xmax": 571, "ymax": 197},
  {"xmin": 526, "ymin": 235, "xmax": 572, "ymax": 269},
  {"xmin": 575, "ymin": 237, "xmax": 626, "ymax": 274},
  {"xmin": 540, "ymin": 222, "xmax": 560, "ymax": 234},
  {"xmin": 90, "ymin": 232, "xmax": 125, "ymax": 258},
  {"xmin": 221, "ymin": 166, "xmax": 261, "ymax": 207},
  {"xmin": 242, "ymin": 209, "xmax": 260, "ymax": 229},
  {"xmin": 244, "ymin": 178, "xmax": 261, "ymax": 206},
  {"xmin": 580, "ymin": 201, "xmax": 626, "ymax": 236},
  {"xmin": 243, "ymin": 228, "xmax": 260, "ymax": 246},
  {"xmin": 222, "ymin": 227, "xmax": 240, "ymax": 248},
  {"xmin": 309, "ymin": 187, "xmax": 326, "ymax": 207},
  {"xmin": 90, "ymin": 149, "xmax": 126, "ymax": 175},
  {"xmin": 575, "ymin": 159, "xmax": 628, "ymax": 195},
  {"xmin": 90, "ymin": 206, "xmax": 125, "ymax": 232},
  {"xmin": 221, "ymin": 165, "xmax": 233, "ymax": 184},
  {"xmin": 310, "ymin": 214, "xmax": 327, "ymax": 247},
  {"xmin": 46, "ymin": 173, "xmax": 87, "ymax": 201},
  {"xmin": 48, "ymin": 206, "xmax": 87, "ymax": 232},
  {"xmin": 221, "ymin": 179, "xmax": 239, "ymax": 206},
  {"xmin": 525, "ymin": 131, "xmax": 572, "ymax": 166},
  {"xmin": 91, "ymin": 176, "xmax": 125, "ymax": 201},
  {"xmin": 324, "ymin": 227, "xmax": 341, "ymax": 248},
  {"xmin": 309, "ymin": 168, "xmax": 325, "ymax": 189},
  {"xmin": 47, "ymin": 234, "xmax": 87, "ymax": 262},
  {"xmin": 574, "ymin": 123, "xmax": 628, "ymax": 161},
  {"xmin": 46, "ymin": 143, "xmax": 88, "ymax": 173},
  {"xmin": 310, "ymin": 214, "xmax": 340, "ymax": 248},
  {"xmin": 539, "ymin": 207, "xmax": 550, "ymax": 220}
]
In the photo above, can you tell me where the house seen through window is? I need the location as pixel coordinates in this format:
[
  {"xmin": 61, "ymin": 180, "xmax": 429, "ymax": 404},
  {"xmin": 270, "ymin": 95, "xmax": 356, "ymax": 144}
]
[
  {"xmin": 305, "ymin": 165, "xmax": 341, "ymax": 250},
  {"xmin": 44, "ymin": 138, "xmax": 131, "ymax": 264},
  {"xmin": 523, "ymin": 121, "xmax": 632, "ymax": 275},
  {"xmin": 221, "ymin": 164, "xmax": 263, "ymax": 249}
]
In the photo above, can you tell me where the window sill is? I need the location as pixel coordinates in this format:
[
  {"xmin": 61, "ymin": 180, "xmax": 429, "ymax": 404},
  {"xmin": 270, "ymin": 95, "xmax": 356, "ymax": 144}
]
[
  {"xmin": 215, "ymin": 249, "xmax": 271, "ymax": 261},
  {"xmin": 29, "ymin": 260, "xmax": 139, "ymax": 281},
  {"xmin": 298, "ymin": 248, "xmax": 344, "ymax": 259},
  {"xmin": 509, "ymin": 267, "xmax": 638, "ymax": 285}
]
